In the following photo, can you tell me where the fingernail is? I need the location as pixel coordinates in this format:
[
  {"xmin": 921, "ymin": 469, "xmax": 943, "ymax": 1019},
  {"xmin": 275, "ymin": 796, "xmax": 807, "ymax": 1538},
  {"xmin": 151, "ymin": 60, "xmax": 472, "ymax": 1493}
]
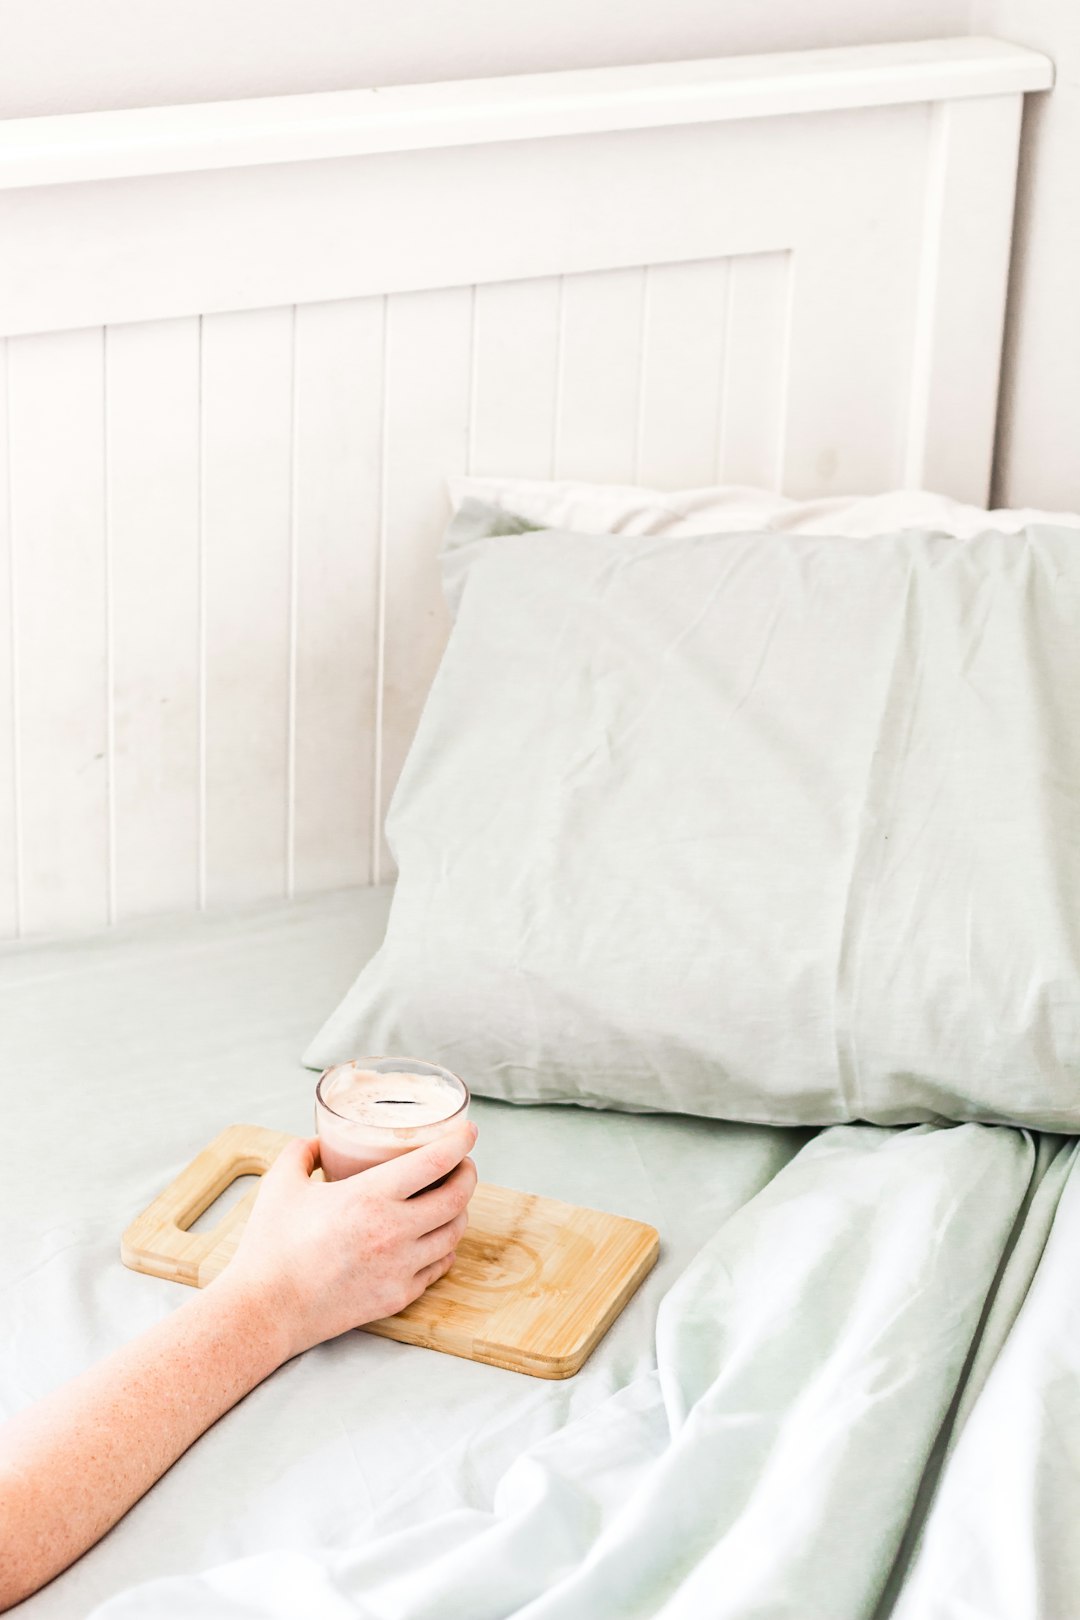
[{"xmin": 468, "ymin": 1122, "xmax": 479, "ymax": 1144}]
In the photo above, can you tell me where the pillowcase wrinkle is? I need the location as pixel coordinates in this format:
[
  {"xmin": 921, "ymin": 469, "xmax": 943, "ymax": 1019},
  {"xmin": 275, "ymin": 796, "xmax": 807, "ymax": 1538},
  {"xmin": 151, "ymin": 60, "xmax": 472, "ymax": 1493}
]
[{"xmin": 306, "ymin": 509, "xmax": 1080, "ymax": 1130}]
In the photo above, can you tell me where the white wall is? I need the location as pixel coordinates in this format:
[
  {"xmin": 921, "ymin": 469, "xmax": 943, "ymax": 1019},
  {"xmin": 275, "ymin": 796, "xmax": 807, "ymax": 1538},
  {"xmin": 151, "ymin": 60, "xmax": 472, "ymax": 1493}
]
[
  {"xmin": 970, "ymin": 0, "xmax": 1080, "ymax": 512},
  {"xmin": 0, "ymin": 0, "xmax": 969, "ymax": 117}
]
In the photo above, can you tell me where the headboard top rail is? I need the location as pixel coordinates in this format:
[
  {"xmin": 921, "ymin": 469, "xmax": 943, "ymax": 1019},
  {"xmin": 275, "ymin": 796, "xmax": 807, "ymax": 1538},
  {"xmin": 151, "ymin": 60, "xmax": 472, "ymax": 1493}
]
[{"xmin": 0, "ymin": 36, "xmax": 1052, "ymax": 193}]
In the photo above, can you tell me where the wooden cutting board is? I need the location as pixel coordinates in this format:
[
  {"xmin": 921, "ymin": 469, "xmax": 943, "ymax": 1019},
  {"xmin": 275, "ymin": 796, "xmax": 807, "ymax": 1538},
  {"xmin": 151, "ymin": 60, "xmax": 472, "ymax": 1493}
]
[{"xmin": 121, "ymin": 1124, "xmax": 660, "ymax": 1380}]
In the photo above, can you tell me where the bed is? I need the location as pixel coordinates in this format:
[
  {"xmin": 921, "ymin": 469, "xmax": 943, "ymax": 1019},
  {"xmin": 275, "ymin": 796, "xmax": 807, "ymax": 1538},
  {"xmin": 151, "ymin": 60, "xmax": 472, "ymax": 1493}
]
[
  {"xmin": 6, "ymin": 867, "xmax": 1080, "ymax": 1620},
  {"xmin": 1, "ymin": 887, "xmax": 811, "ymax": 1616},
  {"xmin": 0, "ymin": 34, "xmax": 1072, "ymax": 1620}
]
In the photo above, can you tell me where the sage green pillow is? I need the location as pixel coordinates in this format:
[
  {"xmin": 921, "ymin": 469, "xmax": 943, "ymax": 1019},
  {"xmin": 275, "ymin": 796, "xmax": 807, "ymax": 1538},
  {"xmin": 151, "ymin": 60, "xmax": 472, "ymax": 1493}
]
[{"xmin": 305, "ymin": 503, "xmax": 1080, "ymax": 1129}]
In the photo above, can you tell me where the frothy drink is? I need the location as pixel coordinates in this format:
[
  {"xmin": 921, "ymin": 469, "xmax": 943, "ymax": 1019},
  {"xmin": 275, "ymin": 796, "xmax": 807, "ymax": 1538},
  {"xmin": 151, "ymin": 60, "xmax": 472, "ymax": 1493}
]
[{"xmin": 315, "ymin": 1058, "xmax": 469, "ymax": 1181}]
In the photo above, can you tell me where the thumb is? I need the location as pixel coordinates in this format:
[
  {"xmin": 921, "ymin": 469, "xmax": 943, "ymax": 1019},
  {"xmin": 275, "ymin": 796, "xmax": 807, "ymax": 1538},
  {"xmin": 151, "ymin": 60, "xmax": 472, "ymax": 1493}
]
[
  {"xmin": 265, "ymin": 1135, "xmax": 319, "ymax": 1185},
  {"xmin": 370, "ymin": 1121, "xmax": 478, "ymax": 1200}
]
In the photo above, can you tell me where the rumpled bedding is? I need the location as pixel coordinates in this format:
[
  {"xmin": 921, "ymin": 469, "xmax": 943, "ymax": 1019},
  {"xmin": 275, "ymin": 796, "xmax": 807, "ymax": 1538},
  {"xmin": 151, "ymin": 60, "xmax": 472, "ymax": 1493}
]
[
  {"xmin": 0, "ymin": 889, "xmax": 802, "ymax": 1618},
  {"xmin": 93, "ymin": 1123, "xmax": 1080, "ymax": 1620},
  {"xmin": 4, "ymin": 890, "xmax": 1079, "ymax": 1618}
]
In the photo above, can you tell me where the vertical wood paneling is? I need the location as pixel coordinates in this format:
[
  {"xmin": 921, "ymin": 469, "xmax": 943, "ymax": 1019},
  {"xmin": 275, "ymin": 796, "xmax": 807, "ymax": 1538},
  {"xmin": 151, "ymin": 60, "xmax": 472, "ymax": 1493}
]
[
  {"xmin": 291, "ymin": 297, "xmax": 384, "ymax": 894},
  {"xmin": 0, "ymin": 342, "xmax": 16, "ymax": 936},
  {"xmin": 636, "ymin": 259, "xmax": 730, "ymax": 490},
  {"xmin": 378, "ymin": 286, "xmax": 473, "ymax": 880},
  {"xmin": 718, "ymin": 251, "xmax": 792, "ymax": 490},
  {"xmin": 470, "ymin": 277, "xmax": 562, "ymax": 479},
  {"xmin": 555, "ymin": 267, "xmax": 646, "ymax": 483},
  {"xmin": 0, "ymin": 258, "xmax": 799, "ymax": 936},
  {"xmin": 7, "ymin": 328, "xmax": 108, "ymax": 935},
  {"xmin": 200, "ymin": 306, "xmax": 293, "ymax": 906},
  {"xmin": 107, "ymin": 318, "xmax": 201, "ymax": 921}
]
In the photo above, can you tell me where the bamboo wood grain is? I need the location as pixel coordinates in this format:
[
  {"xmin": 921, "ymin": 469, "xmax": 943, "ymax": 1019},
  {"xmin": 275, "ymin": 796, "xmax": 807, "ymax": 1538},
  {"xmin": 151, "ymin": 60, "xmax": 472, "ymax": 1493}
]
[{"xmin": 121, "ymin": 1125, "xmax": 660, "ymax": 1379}]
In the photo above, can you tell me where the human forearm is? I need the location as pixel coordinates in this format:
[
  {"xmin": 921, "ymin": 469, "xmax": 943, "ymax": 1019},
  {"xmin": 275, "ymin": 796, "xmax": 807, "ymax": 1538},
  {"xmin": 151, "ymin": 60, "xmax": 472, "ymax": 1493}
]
[
  {"xmin": 0, "ymin": 1125, "xmax": 476, "ymax": 1611},
  {"xmin": 0, "ymin": 1275, "xmax": 287, "ymax": 1612}
]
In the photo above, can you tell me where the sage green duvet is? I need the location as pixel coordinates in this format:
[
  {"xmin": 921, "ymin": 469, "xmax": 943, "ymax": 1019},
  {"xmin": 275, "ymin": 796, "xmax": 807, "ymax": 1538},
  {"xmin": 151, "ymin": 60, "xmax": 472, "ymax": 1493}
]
[{"xmin": 92, "ymin": 1116, "xmax": 1080, "ymax": 1620}]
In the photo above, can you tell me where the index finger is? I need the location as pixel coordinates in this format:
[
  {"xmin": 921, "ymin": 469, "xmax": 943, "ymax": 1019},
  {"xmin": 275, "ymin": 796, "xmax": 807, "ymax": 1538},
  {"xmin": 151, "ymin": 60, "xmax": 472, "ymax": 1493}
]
[{"xmin": 366, "ymin": 1120, "xmax": 478, "ymax": 1200}]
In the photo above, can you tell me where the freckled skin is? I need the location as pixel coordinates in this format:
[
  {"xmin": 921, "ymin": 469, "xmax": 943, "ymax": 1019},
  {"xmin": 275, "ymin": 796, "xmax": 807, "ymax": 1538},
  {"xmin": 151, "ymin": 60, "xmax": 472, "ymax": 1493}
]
[{"xmin": 0, "ymin": 1122, "xmax": 478, "ymax": 1613}]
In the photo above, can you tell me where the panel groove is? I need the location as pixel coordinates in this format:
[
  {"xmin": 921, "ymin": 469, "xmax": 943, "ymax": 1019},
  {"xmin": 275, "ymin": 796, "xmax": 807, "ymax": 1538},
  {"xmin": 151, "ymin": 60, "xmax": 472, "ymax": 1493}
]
[
  {"xmin": 714, "ymin": 262, "xmax": 736, "ymax": 482},
  {"xmin": 372, "ymin": 296, "xmax": 391, "ymax": 887},
  {"xmin": 551, "ymin": 276, "xmax": 567, "ymax": 479},
  {"xmin": 102, "ymin": 326, "xmax": 117, "ymax": 924},
  {"xmin": 774, "ymin": 251, "xmax": 798, "ymax": 492},
  {"xmin": 196, "ymin": 313, "xmax": 208, "ymax": 909},
  {"xmin": 3, "ymin": 343, "xmax": 22, "ymax": 935},
  {"xmin": 285, "ymin": 303, "xmax": 300, "ymax": 899},
  {"xmin": 465, "ymin": 283, "xmax": 479, "ymax": 479},
  {"xmin": 632, "ymin": 265, "xmax": 653, "ymax": 485}
]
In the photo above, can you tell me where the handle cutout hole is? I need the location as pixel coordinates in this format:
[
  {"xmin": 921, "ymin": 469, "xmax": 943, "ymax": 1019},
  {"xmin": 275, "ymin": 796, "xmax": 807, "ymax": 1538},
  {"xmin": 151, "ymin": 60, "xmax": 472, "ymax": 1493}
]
[{"xmin": 187, "ymin": 1173, "xmax": 261, "ymax": 1234}]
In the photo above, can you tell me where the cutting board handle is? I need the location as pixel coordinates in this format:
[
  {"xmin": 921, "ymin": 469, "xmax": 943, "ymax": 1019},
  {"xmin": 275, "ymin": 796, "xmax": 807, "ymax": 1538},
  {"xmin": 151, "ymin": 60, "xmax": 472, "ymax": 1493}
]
[{"xmin": 121, "ymin": 1123, "xmax": 299, "ymax": 1288}]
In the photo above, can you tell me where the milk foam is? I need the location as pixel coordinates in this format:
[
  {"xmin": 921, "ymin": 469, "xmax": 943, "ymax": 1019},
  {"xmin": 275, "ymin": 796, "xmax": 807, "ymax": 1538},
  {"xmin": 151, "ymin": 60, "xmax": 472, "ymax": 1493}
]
[{"xmin": 320, "ymin": 1063, "xmax": 464, "ymax": 1128}]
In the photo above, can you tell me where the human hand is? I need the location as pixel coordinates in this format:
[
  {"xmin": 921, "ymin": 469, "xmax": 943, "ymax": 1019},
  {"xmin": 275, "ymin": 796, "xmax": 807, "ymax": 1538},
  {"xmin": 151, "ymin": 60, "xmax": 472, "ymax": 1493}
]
[
  {"xmin": 215, "ymin": 1122, "xmax": 478, "ymax": 1361},
  {"xmin": 0, "ymin": 1127, "xmax": 478, "ymax": 1610}
]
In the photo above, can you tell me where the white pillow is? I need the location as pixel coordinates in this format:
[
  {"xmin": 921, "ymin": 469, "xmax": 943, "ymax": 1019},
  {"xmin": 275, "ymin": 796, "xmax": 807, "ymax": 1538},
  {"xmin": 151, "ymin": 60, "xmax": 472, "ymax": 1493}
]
[
  {"xmin": 306, "ymin": 502, "xmax": 1080, "ymax": 1130},
  {"xmin": 448, "ymin": 474, "xmax": 1080, "ymax": 541}
]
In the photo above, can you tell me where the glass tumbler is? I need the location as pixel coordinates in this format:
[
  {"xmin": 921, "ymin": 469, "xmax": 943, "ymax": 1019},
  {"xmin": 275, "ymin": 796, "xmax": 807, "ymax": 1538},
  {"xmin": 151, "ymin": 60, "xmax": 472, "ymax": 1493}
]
[{"xmin": 315, "ymin": 1056, "xmax": 470, "ymax": 1182}]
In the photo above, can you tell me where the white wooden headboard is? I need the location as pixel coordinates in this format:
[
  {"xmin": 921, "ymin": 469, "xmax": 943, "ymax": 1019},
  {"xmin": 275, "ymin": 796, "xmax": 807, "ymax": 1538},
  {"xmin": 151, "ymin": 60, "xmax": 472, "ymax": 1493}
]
[{"xmin": 0, "ymin": 37, "xmax": 1052, "ymax": 939}]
